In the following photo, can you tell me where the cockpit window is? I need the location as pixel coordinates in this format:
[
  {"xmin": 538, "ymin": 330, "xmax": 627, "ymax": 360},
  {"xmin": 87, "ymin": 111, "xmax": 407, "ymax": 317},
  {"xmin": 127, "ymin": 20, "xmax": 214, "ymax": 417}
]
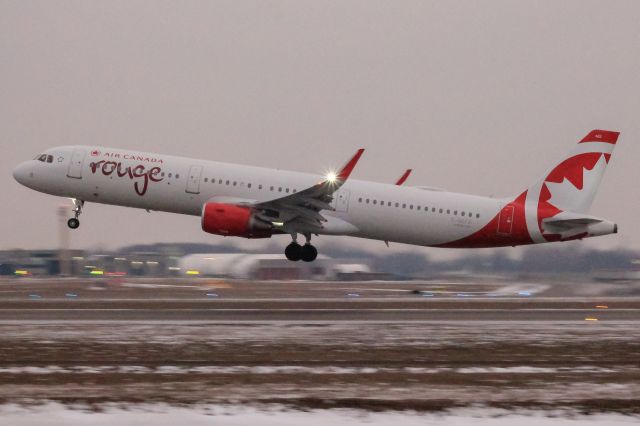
[
  {"xmin": 37, "ymin": 154, "xmax": 47, "ymax": 162},
  {"xmin": 46, "ymin": 155, "xmax": 53, "ymax": 163}
]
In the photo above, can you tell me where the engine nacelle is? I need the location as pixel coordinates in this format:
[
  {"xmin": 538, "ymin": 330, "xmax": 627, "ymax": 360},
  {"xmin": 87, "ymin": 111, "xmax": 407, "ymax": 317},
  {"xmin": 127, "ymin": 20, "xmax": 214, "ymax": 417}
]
[{"xmin": 201, "ymin": 202, "xmax": 273, "ymax": 239}]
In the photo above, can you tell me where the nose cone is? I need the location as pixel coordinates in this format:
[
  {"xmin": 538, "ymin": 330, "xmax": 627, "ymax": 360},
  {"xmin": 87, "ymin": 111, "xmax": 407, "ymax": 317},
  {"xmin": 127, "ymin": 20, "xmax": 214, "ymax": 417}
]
[{"xmin": 13, "ymin": 162, "xmax": 31, "ymax": 186}]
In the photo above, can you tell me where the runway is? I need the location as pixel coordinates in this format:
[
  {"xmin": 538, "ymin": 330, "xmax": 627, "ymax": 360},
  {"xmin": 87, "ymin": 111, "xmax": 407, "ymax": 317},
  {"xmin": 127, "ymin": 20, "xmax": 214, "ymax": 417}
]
[
  {"xmin": 0, "ymin": 304, "xmax": 638, "ymax": 321},
  {"xmin": 1, "ymin": 277, "xmax": 640, "ymax": 414}
]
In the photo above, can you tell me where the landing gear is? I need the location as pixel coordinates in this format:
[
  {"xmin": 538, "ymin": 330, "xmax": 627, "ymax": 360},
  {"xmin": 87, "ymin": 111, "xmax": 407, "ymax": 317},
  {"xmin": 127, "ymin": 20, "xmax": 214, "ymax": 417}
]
[
  {"xmin": 67, "ymin": 199, "xmax": 84, "ymax": 230},
  {"xmin": 300, "ymin": 244, "xmax": 318, "ymax": 262},
  {"xmin": 285, "ymin": 233, "xmax": 318, "ymax": 262},
  {"xmin": 285, "ymin": 242, "xmax": 302, "ymax": 261}
]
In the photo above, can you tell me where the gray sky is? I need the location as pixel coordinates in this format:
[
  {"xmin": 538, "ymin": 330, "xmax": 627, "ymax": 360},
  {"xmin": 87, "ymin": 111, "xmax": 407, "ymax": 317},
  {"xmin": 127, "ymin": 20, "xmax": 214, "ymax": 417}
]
[{"xmin": 1, "ymin": 1, "xmax": 639, "ymax": 255}]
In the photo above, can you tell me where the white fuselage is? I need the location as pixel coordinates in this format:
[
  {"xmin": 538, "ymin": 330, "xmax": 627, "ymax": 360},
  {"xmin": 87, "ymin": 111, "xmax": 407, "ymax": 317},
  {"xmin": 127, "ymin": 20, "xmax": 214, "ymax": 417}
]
[{"xmin": 14, "ymin": 146, "xmax": 504, "ymax": 247}]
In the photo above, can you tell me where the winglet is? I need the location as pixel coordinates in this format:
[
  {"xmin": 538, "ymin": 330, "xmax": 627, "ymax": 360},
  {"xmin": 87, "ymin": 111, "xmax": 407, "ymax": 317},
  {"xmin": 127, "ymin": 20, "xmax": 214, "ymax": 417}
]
[
  {"xmin": 336, "ymin": 148, "xmax": 365, "ymax": 181},
  {"xmin": 395, "ymin": 169, "xmax": 412, "ymax": 185}
]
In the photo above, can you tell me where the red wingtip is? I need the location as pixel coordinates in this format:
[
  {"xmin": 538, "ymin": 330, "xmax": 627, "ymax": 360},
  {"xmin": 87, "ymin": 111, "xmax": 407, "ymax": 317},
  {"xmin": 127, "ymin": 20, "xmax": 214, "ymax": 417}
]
[
  {"xmin": 336, "ymin": 148, "xmax": 365, "ymax": 181},
  {"xmin": 579, "ymin": 129, "xmax": 620, "ymax": 144},
  {"xmin": 395, "ymin": 169, "xmax": 412, "ymax": 186}
]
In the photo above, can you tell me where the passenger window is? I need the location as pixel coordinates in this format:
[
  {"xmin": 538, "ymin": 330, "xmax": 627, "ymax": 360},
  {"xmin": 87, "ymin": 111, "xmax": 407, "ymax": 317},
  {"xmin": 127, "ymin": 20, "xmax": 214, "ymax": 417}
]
[
  {"xmin": 219, "ymin": 179, "xmax": 223, "ymax": 184},
  {"xmin": 476, "ymin": 213, "xmax": 480, "ymax": 218},
  {"xmin": 204, "ymin": 178, "xmax": 208, "ymax": 182},
  {"xmin": 454, "ymin": 210, "xmax": 458, "ymax": 215},
  {"xmin": 278, "ymin": 187, "xmax": 282, "ymax": 192},
  {"xmin": 259, "ymin": 184, "xmax": 263, "ymax": 190},
  {"xmin": 286, "ymin": 188, "xmax": 289, "ymax": 193},
  {"xmin": 248, "ymin": 183, "xmax": 252, "ymax": 189},
  {"xmin": 387, "ymin": 202, "xmax": 391, "ymax": 206},
  {"xmin": 366, "ymin": 199, "xmax": 370, "ymax": 204},
  {"xmin": 417, "ymin": 206, "xmax": 421, "ymax": 211},
  {"xmin": 402, "ymin": 204, "xmax": 406, "ymax": 208},
  {"xmin": 168, "ymin": 173, "xmax": 173, "ymax": 178},
  {"xmin": 175, "ymin": 174, "xmax": 180, "ymax": 179},
  {"xmin": 233, "ymin": 181, "xmax": 237, "ymax": 186},
  {"xmin": 358, "ymin": 198, "xmax": 363, "ymax": 202},
  {"xmin": 439, "ymin": 208, "xmax": 443, "ymax": 213},
  {"xmin": 461, "ymin": 212, "xmax": 465, "ymax": 217},
  {"xmin": 373, "ymin": 200, "xmax": 377, "ymax": 205},
  {"xmin": 409, "ymin": 205, "xmax": 413, "ymax": 210},
  {"xmin": 395, "ymin": 203, "xmax": 399, "ymax": 207},
  {"xmin": 270, "ymin": 186, "xmax": 274, "ymax": 191},
  {"xmin": 446, "ymin": 209, "xmax": 450, "ymax": 214}
]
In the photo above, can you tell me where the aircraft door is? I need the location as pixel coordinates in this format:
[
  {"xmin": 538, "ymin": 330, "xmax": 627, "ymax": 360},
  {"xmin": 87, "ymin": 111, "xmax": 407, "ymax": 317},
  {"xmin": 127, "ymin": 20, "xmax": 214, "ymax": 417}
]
[
  {"xmin": 67, "ymin": 149, "xmax": 86, "ymax": 179},
  {"xmin": 331, "ymin": 189, "xmax": 350, "ymax": 213},
  {"xmin": 186, "ymin": 165, "xmax": 203, "ymax": 194},
  {"xmin": 497, "ymin": 204, "xmax": 515, "ymax": 235}
]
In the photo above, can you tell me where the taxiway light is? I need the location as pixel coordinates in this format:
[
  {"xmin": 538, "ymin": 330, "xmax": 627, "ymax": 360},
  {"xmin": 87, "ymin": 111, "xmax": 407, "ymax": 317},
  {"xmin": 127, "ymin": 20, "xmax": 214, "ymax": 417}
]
[
  {"xmin": 14, "ymin": 270, "xmax": 29, "ymax": 275},
  {"xmin": 186, "ymin": 270, "xmax": 201, "ymax": 275},
  {"xmin": 596, "ymin": 305, "xmax": 609, "ymax": 309},
  {"xmin": 584, "ymin": 317, "xmax": 599, "ymax": 321},
  {"xmin": 90, "ymin": 270, "xmax": 104, "ymax": 275}
]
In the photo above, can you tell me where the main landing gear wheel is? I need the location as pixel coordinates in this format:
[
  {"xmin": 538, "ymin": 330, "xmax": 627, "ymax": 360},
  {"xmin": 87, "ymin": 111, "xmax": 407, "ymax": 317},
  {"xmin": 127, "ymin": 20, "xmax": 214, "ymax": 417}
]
[
  {"xmin": 285, "ymin": 233, "xmax": 318, "ymax": 262},
  {"xmin": 300, "ymin": 244, "xmax": 318, "ymax": 262},
  {"xmin": 67, "ymin": 199, "xmax": 84, "ymax": 230},
  {"xmin": 285, "ymin": 242, "xmax": 302, "ymax": 261}
]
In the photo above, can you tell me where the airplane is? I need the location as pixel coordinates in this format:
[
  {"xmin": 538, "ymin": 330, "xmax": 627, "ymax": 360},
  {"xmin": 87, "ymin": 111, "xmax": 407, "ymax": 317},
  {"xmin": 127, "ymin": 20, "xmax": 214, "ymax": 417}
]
[{"xmin": 13, "ymin": 129, "xmax": 619, "ymax": 262}]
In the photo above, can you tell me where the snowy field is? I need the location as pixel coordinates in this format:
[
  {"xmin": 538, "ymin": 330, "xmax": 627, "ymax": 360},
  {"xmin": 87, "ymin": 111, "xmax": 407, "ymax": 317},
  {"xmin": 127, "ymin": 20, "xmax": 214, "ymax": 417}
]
[{"xmin": 1, "ymin": 404, "xmax": 638, "ymax": 426}]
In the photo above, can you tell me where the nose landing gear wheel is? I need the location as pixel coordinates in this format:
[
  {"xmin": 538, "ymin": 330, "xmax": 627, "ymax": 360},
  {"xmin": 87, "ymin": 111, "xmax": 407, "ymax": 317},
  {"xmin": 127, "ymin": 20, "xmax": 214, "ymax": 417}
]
[
  {"xmin": 285, "ymin": 242, "xmax": 302, "ymax": 261},
  {"xmin": 67, "ymin": 218, "xmax": 80, "ymax": 229},
  {"xmin": 300, "ymin": 244, "xmax": 318, "ymax": 262}
]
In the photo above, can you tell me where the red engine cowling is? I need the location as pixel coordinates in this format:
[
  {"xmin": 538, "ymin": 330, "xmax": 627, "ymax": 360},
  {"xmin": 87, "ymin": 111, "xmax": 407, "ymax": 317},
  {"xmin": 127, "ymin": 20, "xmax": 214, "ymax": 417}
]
[{"xmin": 201, "ymin": 202, "xmax": 273, "ymax": 239}]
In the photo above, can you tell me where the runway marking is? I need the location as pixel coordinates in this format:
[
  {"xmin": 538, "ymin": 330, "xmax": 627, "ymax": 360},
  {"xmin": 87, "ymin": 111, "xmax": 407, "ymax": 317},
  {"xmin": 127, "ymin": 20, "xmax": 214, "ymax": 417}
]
[{"xmin": 0, "ymin": 308, "xmax": 639, "ymax": 312}]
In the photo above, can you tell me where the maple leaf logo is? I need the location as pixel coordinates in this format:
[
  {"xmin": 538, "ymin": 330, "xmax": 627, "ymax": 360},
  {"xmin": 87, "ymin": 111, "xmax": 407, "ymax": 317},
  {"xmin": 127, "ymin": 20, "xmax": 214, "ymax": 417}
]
[{"xmin": 544, "ymin": 154, "xmax": 608, "ymax": 213}]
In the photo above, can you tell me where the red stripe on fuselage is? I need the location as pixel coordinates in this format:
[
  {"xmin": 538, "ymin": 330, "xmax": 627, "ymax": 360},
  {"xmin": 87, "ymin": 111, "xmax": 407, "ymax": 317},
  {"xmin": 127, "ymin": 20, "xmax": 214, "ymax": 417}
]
[{"xmin": 435, "ymin": 191, "xmax": 533, "ymax": 248}]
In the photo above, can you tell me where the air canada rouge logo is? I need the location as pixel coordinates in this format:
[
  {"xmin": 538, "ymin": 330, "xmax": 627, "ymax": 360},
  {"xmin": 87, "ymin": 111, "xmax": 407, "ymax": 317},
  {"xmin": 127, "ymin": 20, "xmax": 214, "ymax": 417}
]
[
  {"xmin": 90, "ymin": 150, "xmax": 101, "ymax": 156},
  {"xmin": 89, "ymin": 160, "xmax": 163, "ymax": 196}
]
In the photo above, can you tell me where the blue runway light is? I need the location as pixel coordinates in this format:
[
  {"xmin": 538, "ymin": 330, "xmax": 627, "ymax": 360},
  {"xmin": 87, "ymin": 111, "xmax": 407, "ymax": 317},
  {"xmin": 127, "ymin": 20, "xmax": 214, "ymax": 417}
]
[
  {"xmin": 28, "ymin": 294, "xmax": 42, "ymax": 299},
  {"xmin": 65, "ymin": 293, "xmax": 78, "ymax": 298},
  {"xmin": 347, "ymin": 293, "xmax": 360, "ymax": 298},
  {"xmin": 206, "ymin": 293, "xmax": 219, "ymax": 298},
  {"xmin": 421, "ymin": 293, "xmax": 434, "ymax": 297},
  {"xmin": 518, "ymin": 291, "xmax": 532, "ymax": 297}
]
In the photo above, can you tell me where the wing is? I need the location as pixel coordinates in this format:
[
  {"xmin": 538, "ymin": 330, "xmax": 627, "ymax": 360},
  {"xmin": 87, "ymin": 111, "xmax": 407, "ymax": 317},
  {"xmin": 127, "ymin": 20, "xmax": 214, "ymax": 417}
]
[
  {"xmin": 253, "ymin": 148, "xmax": 365, "ymax": 234},
  {"xmin": 395, "ymin": 169, "xmax": 412, "ymax": 186}
]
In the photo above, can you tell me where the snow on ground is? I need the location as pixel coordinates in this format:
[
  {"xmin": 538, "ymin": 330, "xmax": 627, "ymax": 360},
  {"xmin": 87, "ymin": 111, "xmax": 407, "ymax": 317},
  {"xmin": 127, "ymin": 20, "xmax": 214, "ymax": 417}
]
[
  {"xmin": 0, "ymin": 365, "xmax": 623, "ymax": 375},
  {"xmin": 0, "ymin": 403, "xmax": 638, "ymax": 426}
]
